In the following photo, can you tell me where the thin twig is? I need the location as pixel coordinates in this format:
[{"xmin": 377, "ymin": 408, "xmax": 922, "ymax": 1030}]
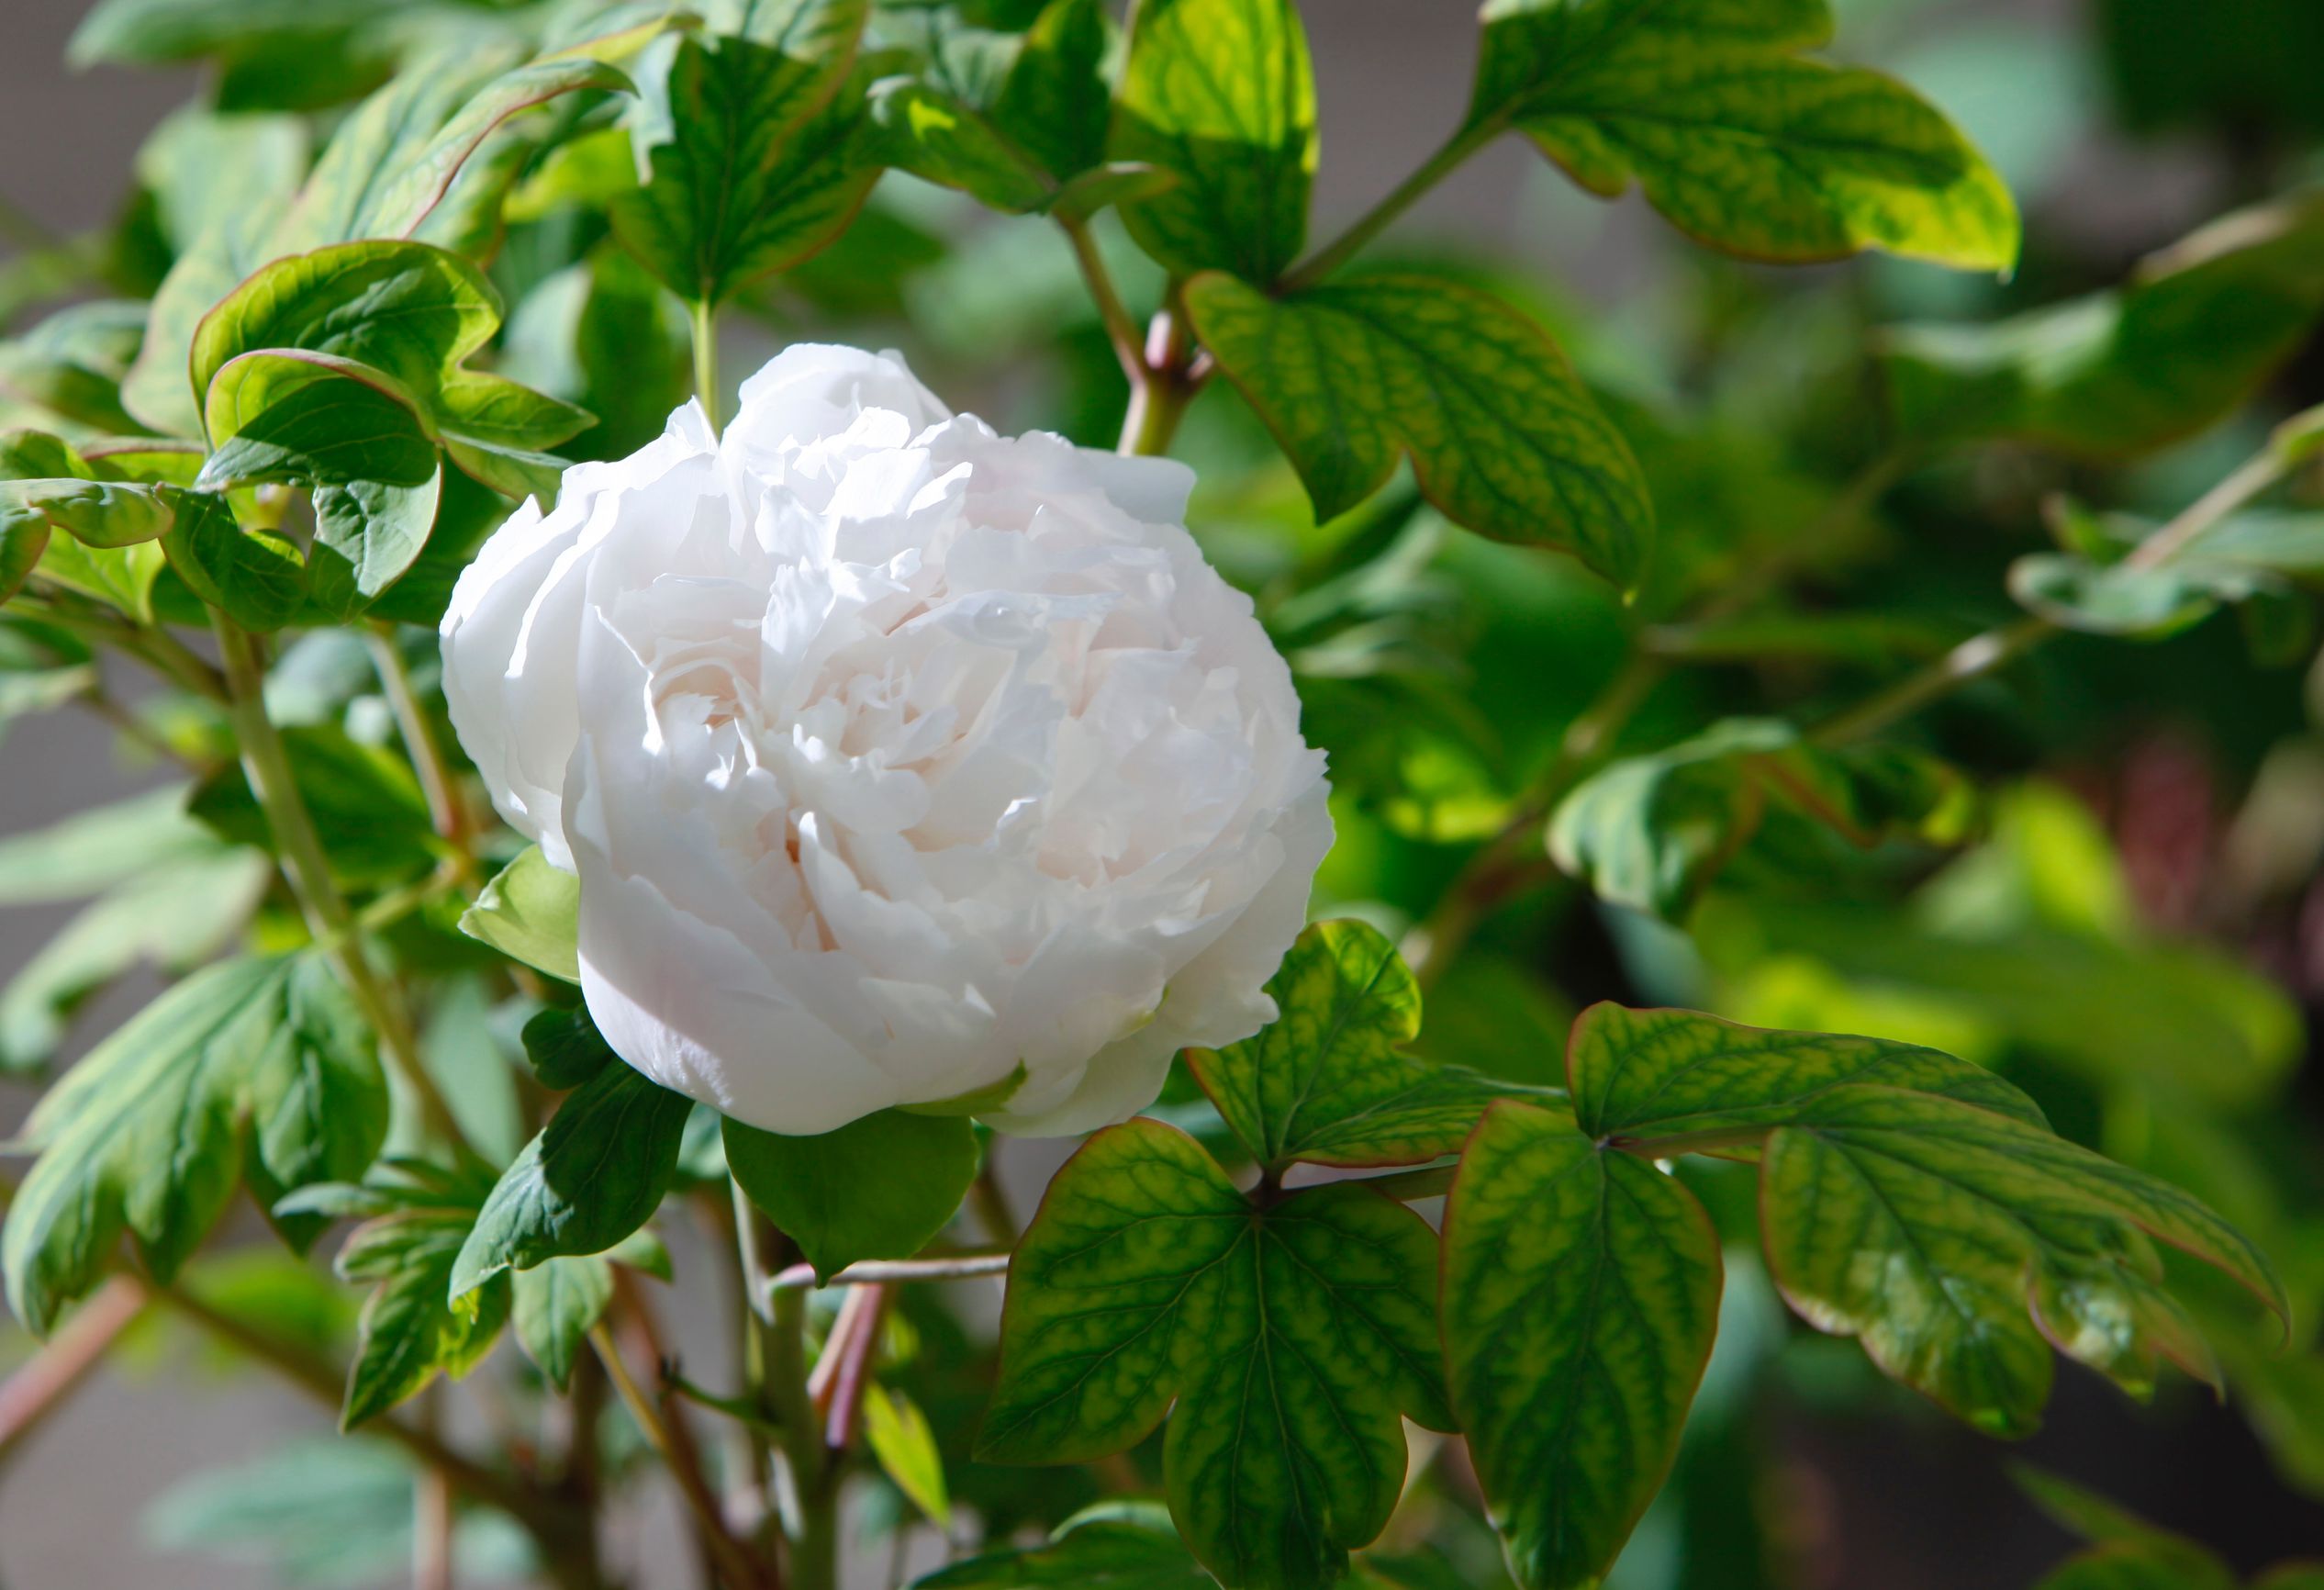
[
  {"xmin": 365, "ymin": 623, "xmax": 472, "ymax": 856},
  {"xmin": 765, "ymin": 1250, "xmax": 1011, "ymax": 1295},
  {"xmin": 590, "ymin": 1321, "xmax": 772, "ymax": 1590},
  {"xmin": 0, "ymin": 1275, "xmax": 147, "ymax": 1469}
]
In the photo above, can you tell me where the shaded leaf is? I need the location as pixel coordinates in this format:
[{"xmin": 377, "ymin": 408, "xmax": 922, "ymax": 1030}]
[
  {"xmin": 725, "ymin": 1109, "xmax": 978, "ymax": 1282},
  {"xmin": 916, "ymin": 1502, "xmax": 1208, "ymax": 1589},
  {"xmin": 1881, "ymin": 191, "xmax": 2324, "ymax": 457},
  {"xmin": 511, "ymin": 1254, "xmax": 614, "ymax": 1394},
  {"xmin": 198, "ymin": 351, "xmax": 441, "ymax": 490},
  {"xmin": 341, "ymin": 1204, "xmax": 511, "ymax": 1428},
  {"xmin": 190, "ymin": 724, "xmax": 435, "ymax": 888},
  {"xmin": 449, "ymin": 1058, "xmax": 694, "ymax": 1301},
  {"xmin": 160, "ymin": 488, "xmax": 307, "ymax": 631},
  {"xmin": 1188, "ymin": 271, "xmax": 1652, "ymax": 588},
  {"xmin": 1548, "ymin": 717, "xmax": 1974, "ymax": 921},
  {"xmin": 308, "ymin": 472, "xmax": 442, "ymax": 619}
]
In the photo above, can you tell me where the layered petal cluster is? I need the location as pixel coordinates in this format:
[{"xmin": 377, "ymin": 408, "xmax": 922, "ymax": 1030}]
[{"xmin": 441, "ymin": 345, "xmax": 1330, "ymax": 1136}]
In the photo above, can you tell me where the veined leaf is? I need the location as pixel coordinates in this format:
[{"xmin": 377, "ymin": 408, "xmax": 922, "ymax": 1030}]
[
  {"xmin": 0, "ymin": 783, "xmax": 218, "ymax": 906},
  {"xmin": 1468, "ymin": 0, "xmax": 2017, "ymax": 270},
  {"xmin": 308, "ymin": 472, "xmax": 443, "ymax": 619},
  {"xmin": 724, "ymin": 1109, "xmax": 979, "ymax": 1282},
  {"xmin": 1548, "ymin": 717, "xmax": 1974, "ymax": 921},
  {"xmin": 871, "ymin": 79, "xmax": 1056, "ymax": 214},
  {"xmin": 1110, "ymin": 0, "xmax": 1315, "ymax": 281},
  {"xmin": 1565, "ymin": 1002, "xmax": 2047, "ymax": 1146},
  {"xmin": 864, "ymin": 1383, "xmax": 953, "ymax": 1529},
  {"xmin": 1880, "ymin": 191, "xmax": 2324, "ymax": 457},
  {"xmin": 340, "ymin": 1201, "xmax": 511, "ymax": 1429},
  {"xmin": 978, "ymin": 1118, "xmax": 1449, "ymax": 1590},
  {"xmin": 1441, "ymin": 1101, "xmax": 1721, "ymax": 1590},
  {"xmin": 459, "ymin": 845, "xmax": 581, "ymax": 982},
  {"xmin": 199, "ymin": 351, "xmax": 441, "ymax": 490},
  {"xmin": 162, "ymin": 488, "xmax": 307, "ymax": 632},
  {"xmin": 1757, "ymin": 1083, "xmax": 2286, "ymax": 1436},
  {"xmin": 611, "ymin": 23, "xmax": 877, "ymax": 308},
  {"xmin": 1187, "ymin": 918, "xmax": 1532, "ymax": 1172},
  {"xmin": 449, "ymin": 1056, "xmax": 694, "ymax": 1302},
  {"xmin": 510, "ymin": 1254, "xmax": 615, "ymax": 1394},
  {"xmin": 1187, "ymin": 272, "xmax": 1652, "ymax": 589},
  {"xmin": 4, "ymin": 955, "xmax": 386, "ymax": 1336},
  {"xmin": 520, "ymin": 1004, "xmax": 616, "ymax": 1092},
  {"xmin": 916, "ymin": 1502, "xmax": 1210, "ymax": 1589}
]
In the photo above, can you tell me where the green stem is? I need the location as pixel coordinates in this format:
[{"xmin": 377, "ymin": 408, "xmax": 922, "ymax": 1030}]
[
  {"xmin": 765, "ymin": 1249, "xmax": 1011, "ymax": 1293},
  {"xmin": 210, "ymin": 613, "xmax": 469, "ymax": 1153},
  {"xmin": 694, "ymin": 298, "xmax": 722, "ymax": 433},
  {"xmin": 1279, "ymin": 118, "xmax": 1500, "ymax": 292},
  {"xmin": 1814, "ymin": 435, "xmax": 2297, "ymax": 747},
  {"xmin": 1058, "ymin": 210, "xmax": 1145, "ymax": 387},
  {"xmin": 590, "ymin": 1322, "xmax": 770, "ymax": 1590},
  {"xmin": 365, "ymin": 622, "xmax": 471, "ymax": 856},
  {"xmin": 770, "ymin": 1284, "xmax": 835, "ymax": 1590}
]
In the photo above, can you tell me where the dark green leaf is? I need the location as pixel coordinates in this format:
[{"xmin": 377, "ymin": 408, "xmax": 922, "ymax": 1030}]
[
  {"xmin": 459, "ymin": 845, "xmax": 581, "ymax": 982},
  {"xmin": 916, "ymin": 1501, "xmax": 1210, "ymax": 1589},
  {"xmin": 161, "ymin": 488, "xmax": 307, "ymax": 631},
  {"xmin": 725, "ymin": 1109, "xmax": 978, "ymax": 1282},
  {"xmin": 500, "ymin": 247, "xmax": 692, "ymax": 460},
  {"xmin": 1880, "ymin": 191, "xmax": 2324, "ymax": 457},
  {"xmin": 1187, "ymin": 918, "xmax": 1530, "ymax": 1172},
  {"xmin": 449, "ymin": 1059, "xmax": 694, "ymax": 1302},
  {"xmin": 1468, "ymin": 0, "xmax": 2017, "ymax": 269},
  {"xmin": 1441, "ymin": 1100, "xmax": 1722, "ymax": 1590},
  {"xmin": 2034, "ymin": 1548, "xmax": 2219, "ymax": 1590},
  {"xmin": 978, "ymin": 1118, "xmax": 1448, "ymax": 1590},
  {"xmin": 1564, "ymin": 1002, "xmax": 2047, "ymax": 1146},
  {"xmin": 520, "ymin": 1003, "xmax": 617, "ymax": 1092},
  {"xmin": 510, "ymin": 1254, "xmax": 614, "ymax": 1393},
  {"xmin": 3, "ymin": 954, "xmax": 385, "ymax": 1336},
  {"xmin": 993, "ymin": 0, "xmax": 1110, "ymax": 181},
  {"xmin": 1547, "ymin": 717, "xmax": 1974, "ymax": 920},
  {"xmin": 1110, "ymin": 0, "xmax": 1315, "ymax": 281},
  {"xmin": 611, "ymin": 25, "xmax": 877, "ymax": 307},
  {"xmin": 2014, "ymin": 1465, "xmax": 2234, "ymax": 1585},
  {"xmin": 1188, "ymin": 271, "xmax": 1652, "ymax": 588}
]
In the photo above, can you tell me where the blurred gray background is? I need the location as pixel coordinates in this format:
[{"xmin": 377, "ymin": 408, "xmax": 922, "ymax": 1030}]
[{"xmin": 0, "ymin": 0, "xmax": 2177, "ymax": 1584}]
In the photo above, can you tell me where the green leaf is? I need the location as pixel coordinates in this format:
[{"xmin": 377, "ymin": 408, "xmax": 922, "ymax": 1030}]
[
  {"xmin": 1441, "ymin": 1100, "xmax": 1722, "ymax": 1590},
  {"xmin": 459, "ymin": 845, "xmax": 581, "ymax": 982},
  {"xmin": 993, "ymin": 0, "xmax": 1110, "ymax": 182},
  {"xmin": 308, "ymin": 472, "xmax": 442, "ymax": 620},
  {"xmin": 916, "ymin": 1502, "xmax": 1210, "ymax": 1589},
  {"xmin": 2013, "ymin": 1465, "xmax": 2234, "ymax": 1585},
  {"xmin": 1547, "ymin": 717, "xmax": 1974, "ymax": 921},
  {"xmin": 273, "ymin": 50, "xmax": 633, "ymax": 253},
  {"xmin": 29, "ymin": 534, "xmax": 169, "ymax": 622},
  {"xmin": 449, "ymin": 1058, "xmax": 694, "ymax": 1302},
  {"xmin": 1187, "ymin": 918, "xmax": 1529, "ymax": 1172},
  {"xmin": 134, "ymin": 105, "xmax": 310, "ymax": 256},
  {"xmin": 511, "ymin": 1254, "xmax": 615, "ymax": 1393},
  {"xmin": 724, "ymin": 1109, "xmax": 979, "ymax": 1282},
  {"xmin": 864, "ymin": 1383, "xmax": 953, "ymax": 1528},
  {"xmin": 0, "ymin": 784, "xmax": 218, "ymax": 906},
  {"xmin": 3, "ymin": 955, "xmax": 385, "ymax": 1336},
  {"xmin": 978, "ymin": 1118, "xmax": 1448, "ymax": 1590},
  {"xmin": 871, "ymin": 79, "xmax": 1056, "ymax": 214},
  {"xmin": 0, "ymin": 503, "xmax": 49, "ymax": 604},
  {"xmin": 1757, "ymin": 1083, "xmax": 2286, "ymax": 1436},
  {"xmin": 199, "ymin": 351, "xmax": 441, "ymax": 490},
  {"xmin": 1187, "ymin": 271, "xmax": 1652, "ymax": 588},
  {"xmin": 1880, "ymin": 191, "xmax": 2324, "ymax": 457},
  {"xmin": 2034, "ymin": 1549, "xmax": 2219, "ymax": 1590},
  {"xmin": 341, "ymin": 1204, "xmax": 512, "ymax": 1428},
  {"xmin": 520, "ymin": 1003, "xmax": 617, "ymax": 1092},
  {"xmin": 1468, "ymin": 0, "xmax": 2017, "ymax": 270},
  {"xmin": 0, "ymin": 300, "xmax": 149, "ymax": 435},
  {"xmin": 161, "ymin": 488, "xmax": 307, "ymax": 631},
  {"xmin": 0, "ymin": 478, "xmax": 174, "ymax": 563},
  {"xmin": 2007, "ymin": 549, "xmax": 2286, "ymax": 641},
  {"xmin": 611, "ymin": 25, "xmax": 877, "ymax": 308},
  {"xmin": 1109, "ymin": 0, "xmax": 1315, "ymax": 281},
  {"xmin": 190, "ymin": 724, "xmax": 435, "ymax": 888},
  {"xmin": 500, "ymin": 247, "xmax": 692, "ymax": 461},
  {"xmin": 1563, "ymin": 1002, "xmax": 2048, "ymax": 1146}
]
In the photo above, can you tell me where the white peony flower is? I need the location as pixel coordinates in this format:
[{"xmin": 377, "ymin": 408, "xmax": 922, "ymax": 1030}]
[{"xmin": 440, "ymin": 344, "xmax": 1330, "ymax": 1137}]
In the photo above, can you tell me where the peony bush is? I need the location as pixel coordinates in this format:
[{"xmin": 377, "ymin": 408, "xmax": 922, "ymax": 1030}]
[{"xmin": 2, "ymin": 2, "xmax": 2321, "ymax": 1588}]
